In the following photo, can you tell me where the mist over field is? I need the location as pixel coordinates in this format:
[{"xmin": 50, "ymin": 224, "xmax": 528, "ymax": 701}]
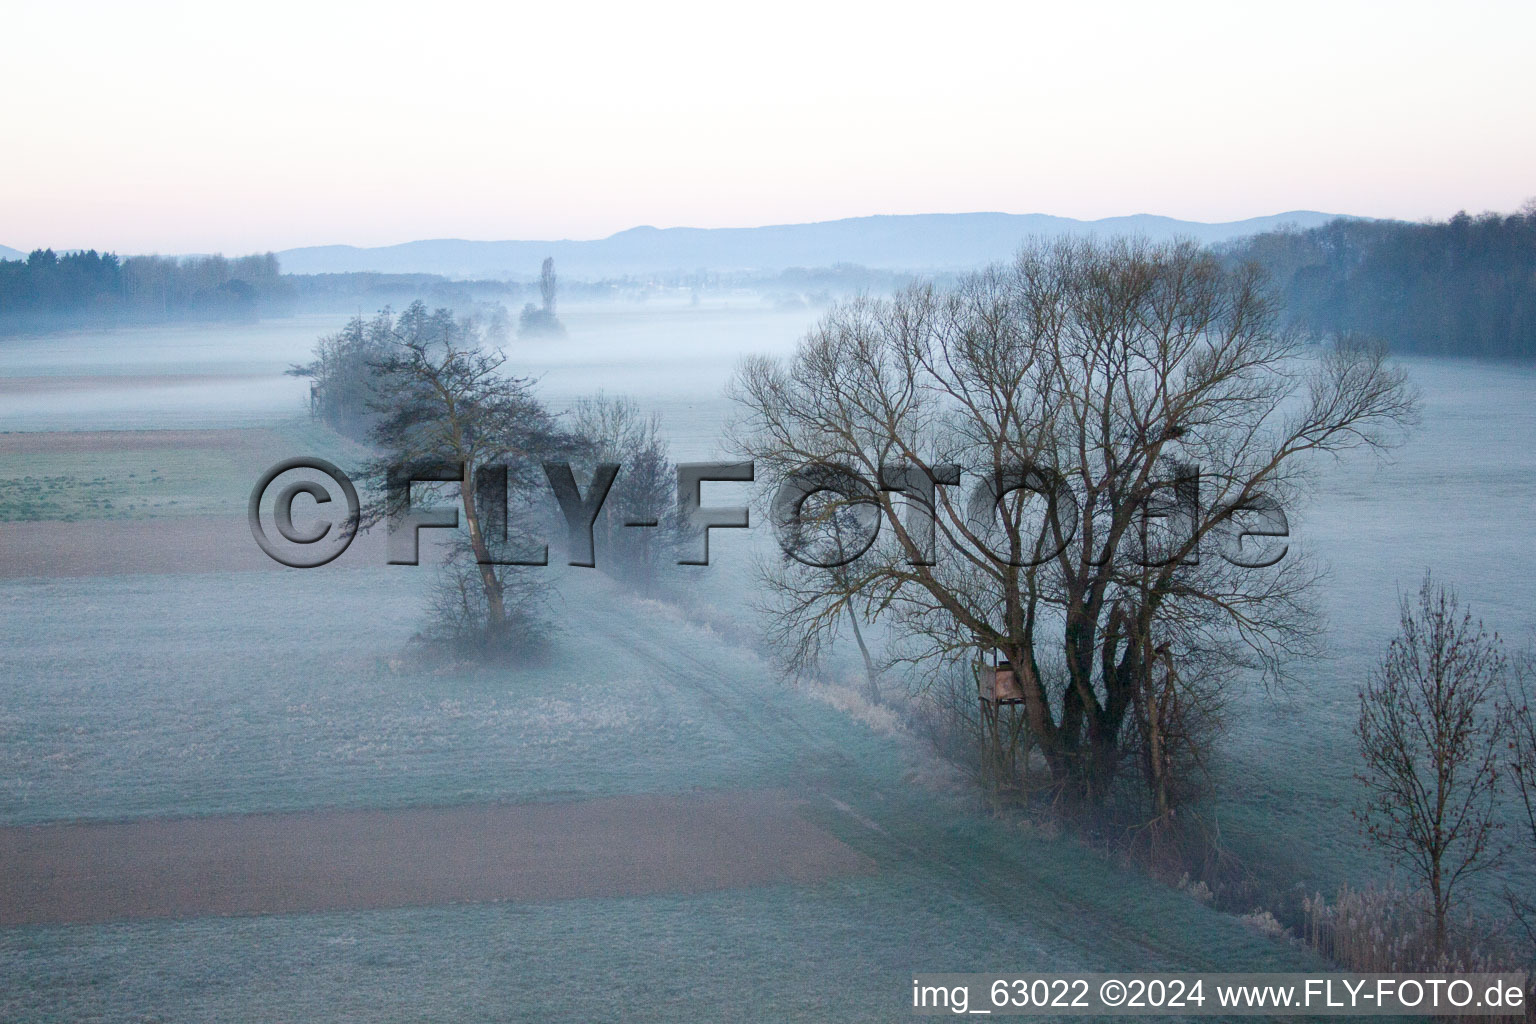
[
  {"xmin": 1, "ymin": 274, "xmax": 1532, "ymax": 1018},
  {"xmin": 4, "ymin": 0, "xmax": 1536, "ymax": 1019}
]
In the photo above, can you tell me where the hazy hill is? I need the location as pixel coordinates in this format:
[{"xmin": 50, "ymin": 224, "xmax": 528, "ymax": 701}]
[
  {"xmin": 273, "ymin": 211, "xmax": 1350, "ymax": 279},
  {"xmin": 0, "ymin": 245, "xmax": 25, "ymax": 261}
]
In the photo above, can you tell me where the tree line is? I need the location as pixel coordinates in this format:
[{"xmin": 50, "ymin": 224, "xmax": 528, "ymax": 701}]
[
  {"xmin": 1225, "ymin": 203, "xmax": 1536, "ymax": 360},
  {"xmin": 0, "ymin": 248, "xmax": 290, "ymax": 332}
]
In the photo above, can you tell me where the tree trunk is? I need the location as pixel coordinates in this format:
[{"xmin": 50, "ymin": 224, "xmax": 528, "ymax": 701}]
[
  {"xmin": 459, "ymin": 479, "xmax": 507, "ymax": 638},
  {"xmin": 845, "ymin": 604, "xmax": 881, "ymax": 705},
  {"xmin": 1430, "ymin": 856, "xmax": 1446, "ymax": 954}
]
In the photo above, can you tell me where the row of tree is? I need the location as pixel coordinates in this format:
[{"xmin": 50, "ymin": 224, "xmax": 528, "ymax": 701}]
[
  {"xmin": 0, "ymin": 248, "xmax": 289, "ymax": 331},
  {"xmin": 1225, "ymin": 203, "xmax": 1536, "ymax": 360}
]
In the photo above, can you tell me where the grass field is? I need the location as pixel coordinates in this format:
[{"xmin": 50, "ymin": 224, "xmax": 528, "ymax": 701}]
[{"xmin": 2, "ymin": 312, "xmax": 1530, "ymax": 1021}]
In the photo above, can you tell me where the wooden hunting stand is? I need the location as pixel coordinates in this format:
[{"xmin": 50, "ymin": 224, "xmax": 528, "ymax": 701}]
[{"xmin": 976, "ymin": 642, "xmax": 1033, "ymax": 792}]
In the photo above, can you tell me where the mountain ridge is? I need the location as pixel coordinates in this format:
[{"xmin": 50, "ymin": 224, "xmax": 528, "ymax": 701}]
[{"xmin": 273, "ymin": 210, "xmax": 1354, "ymax": 279}]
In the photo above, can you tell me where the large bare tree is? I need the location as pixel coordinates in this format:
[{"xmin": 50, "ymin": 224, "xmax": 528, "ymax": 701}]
[
  {"xmin": 729, "ymin": 237, "xmax": 1417, "ymax": 809},
  {"xmin": 364, "ymin": 302, "xmax": 574, "ymax": 652}
]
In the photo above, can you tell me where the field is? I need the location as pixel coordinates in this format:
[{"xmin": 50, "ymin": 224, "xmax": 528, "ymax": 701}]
[{"xmin": 1, "ymin": 302, "xmax": 1531, "ymax": 1020}]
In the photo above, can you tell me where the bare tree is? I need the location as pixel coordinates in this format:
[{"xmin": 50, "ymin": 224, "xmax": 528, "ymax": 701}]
[
  {"xmin": 540, "ymin": 257, "xmax": 558, "ymax": 316},
  {"xmin": 1355, "ymin": 574, "xmax": 1507, "ymax": 952},
  {"xmin": 729, "ymin": 237, "xmax": 1417, "ymax": 812},
  {"xmin": 364, "ymin": 301, "xmax": 575, "ymax": 653},
  {"xmin": 755, "ymin": 476, "xmax": 886, "ymax": 704},
  {"xmin": 1499, "ymin": 655, "xmax": 1536, "ymax": 948},
  {"xmin": 570, "ymin": 392, "xmax": 681, "ymax": 587},
  {"xmin": 519, "ymin": 257, "xmax": 565, "ymax": 339}
]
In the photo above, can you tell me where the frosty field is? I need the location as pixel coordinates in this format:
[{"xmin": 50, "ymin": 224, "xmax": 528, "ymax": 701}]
[{"xmin": 0, "ymin": 303, "xmax": 1531, "ymax": 1020}]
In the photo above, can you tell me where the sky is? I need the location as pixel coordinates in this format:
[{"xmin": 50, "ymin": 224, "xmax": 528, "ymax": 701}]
[{"xmin": 3, "ymin": 0, "xmax": 1533, "ymax": 254}]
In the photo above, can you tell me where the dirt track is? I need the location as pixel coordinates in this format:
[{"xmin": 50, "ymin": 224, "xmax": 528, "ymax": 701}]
[{"xmin": 0, "ymin": 791, "xmax": 873, "ymax": 926}]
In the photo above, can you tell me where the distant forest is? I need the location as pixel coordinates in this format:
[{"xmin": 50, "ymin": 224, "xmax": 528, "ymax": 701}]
[
  {"xmin": 0, "ymin": 249, "xmax": 914, "ymax": 336},
  {"xmin": 1225, "ymin": 206, "xmax": 1536, "ymax": 360},
  {"xmin": 0, "ymin": 249, "xmax": 290, "ymax": 333}
]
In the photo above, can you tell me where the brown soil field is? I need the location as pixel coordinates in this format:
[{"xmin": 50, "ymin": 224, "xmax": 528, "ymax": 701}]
[{"xmin": 0, "ymin": 791, "xmax": 873, "ymax": 926}]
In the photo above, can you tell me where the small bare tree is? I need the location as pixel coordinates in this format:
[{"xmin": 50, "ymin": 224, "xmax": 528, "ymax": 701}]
[
  {"xmin": 519, "ymin": 257, "xmax": 566, "ymax": 338},
  {"xmin": 540, "ymin": 257, "xmax": 558, "ymax": 317},
  {"xmin": 1499, "ymin": 656, "xmax": 1536, "ymax": 949},
  {"xmin": 1355, "ymin": 573, "xmax": 1507, "ymax": 952}
]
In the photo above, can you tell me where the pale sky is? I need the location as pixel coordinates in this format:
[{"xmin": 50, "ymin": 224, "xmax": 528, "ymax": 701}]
[{"xmin": 3, "ymin": 0, "xmax": 1533, "ymax": 253}]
